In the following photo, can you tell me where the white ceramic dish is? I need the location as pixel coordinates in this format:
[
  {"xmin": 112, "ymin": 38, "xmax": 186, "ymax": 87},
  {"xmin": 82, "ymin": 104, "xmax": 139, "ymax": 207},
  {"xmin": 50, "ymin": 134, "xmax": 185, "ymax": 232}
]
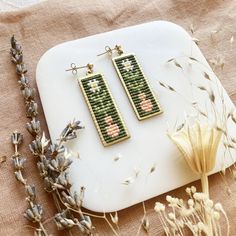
[{"xmin": 36, "ymin": 21, "xmax": 236, "ymax": 212}]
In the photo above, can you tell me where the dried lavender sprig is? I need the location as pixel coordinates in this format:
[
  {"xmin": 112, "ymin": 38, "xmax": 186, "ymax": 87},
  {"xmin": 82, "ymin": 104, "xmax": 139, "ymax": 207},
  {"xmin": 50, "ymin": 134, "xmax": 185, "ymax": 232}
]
[
  {"xmin": 11, "ymin": 131, "xmax": 49, "ymax": 236},
  {"xmin": 10, "ymin": 36, "xmax": 96, "ymax": 235}
]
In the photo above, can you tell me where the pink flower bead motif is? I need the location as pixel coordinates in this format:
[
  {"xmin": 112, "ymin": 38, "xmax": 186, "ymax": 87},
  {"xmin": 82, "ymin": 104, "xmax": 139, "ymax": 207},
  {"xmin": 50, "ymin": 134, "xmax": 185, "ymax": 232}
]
[
  {"xmin": 138, "ymin": 92, "xmax": 153, "ymax": 112},
  {"xmin": 105, "ymin": 116, "xmax": 120, "ymax": 138}
]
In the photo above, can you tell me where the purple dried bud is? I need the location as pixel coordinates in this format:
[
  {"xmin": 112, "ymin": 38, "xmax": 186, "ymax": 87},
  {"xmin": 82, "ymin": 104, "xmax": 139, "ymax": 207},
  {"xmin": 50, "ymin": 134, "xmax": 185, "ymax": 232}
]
[
  {"xmin": 54, "ymin": 211, "xmax": 76, "ymax": 230},
  {"xmin": 37, "ymin": 156, "xmax": 49, "ymax": 177},
  {"xmin": 11, "ymin": 35, "xmax": 16, "ymax": 49},
  {"xmin": 22, "ymin": 87, "xmax": 35, "ymax": 101},
  {"xmin": 26, "ymin": 101, "xmax": 38, "ymax": 118},
  {"xmin": 26, "ymin": 119, "xmax": 41, "ymax": 136},
  {"xmin": 15, "ymin": 170, "xmax": 26, "ymax": 185},
  {"xmin": 11, "ymin": 131, "xmax": 23, "ymax": 146},
  {"xmin": 78, "ymin": 216, "xmax": 93, "ymax": 234},
  {"xmin": 29, "ymin": 134, "xmax": 49, "ymax": 156},
  {"xmin": 55, "ymin": 172, "xmax": 71, "ymax": 190},
  {"xmin": 25, "ymin": 184, "xmax": 36, "ymax": 202},
  {"xmin": 48, "ymin": 155, "xmax": 72, "ymax": 173},
  {"xmin": 18, "ymin": 76, "xmax": 29, "ymax": 89},
  {"xmin": 48, "ymin": 143, "xmax": 65, "ymax": 157},
  {"xmin": 43, "ymin": 177, "xmax": 54, "ymax": 192},
  {"xmin": 16, "ymin": 63, "xmax": 27, "ymax": 75},
  {"xmin": 24, "ymin": 204, "xmax": 43, "ymax": 222},
  {"xmin": 60, "ymin": 120, "xmax": 84, "ymax": 142},
  {"xmin": 12, "ymin": 154, "xmax": 26, "ymax": 170}
]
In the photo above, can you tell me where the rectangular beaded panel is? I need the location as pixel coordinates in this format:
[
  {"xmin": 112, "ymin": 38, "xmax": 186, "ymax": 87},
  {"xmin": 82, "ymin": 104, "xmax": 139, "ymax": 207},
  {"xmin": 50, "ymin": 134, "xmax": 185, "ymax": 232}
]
[
  {"xmin": 78, "ymin": 73, "xmax": 130, "ymax": 146},
  {"xmin": 113, "ymin": 54, "xmax": 162, "ymax": 120}
]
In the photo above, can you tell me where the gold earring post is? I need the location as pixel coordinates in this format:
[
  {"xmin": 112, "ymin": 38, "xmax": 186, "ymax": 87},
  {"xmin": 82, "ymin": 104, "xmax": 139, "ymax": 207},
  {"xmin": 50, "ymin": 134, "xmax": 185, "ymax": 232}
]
[
  {"xmin": 97, "ymin": 45, "xmax": 123, "ymax": 57},
  {"xmin": 66, "ymin": 63, "xmax": 94, "ymax": 75}
]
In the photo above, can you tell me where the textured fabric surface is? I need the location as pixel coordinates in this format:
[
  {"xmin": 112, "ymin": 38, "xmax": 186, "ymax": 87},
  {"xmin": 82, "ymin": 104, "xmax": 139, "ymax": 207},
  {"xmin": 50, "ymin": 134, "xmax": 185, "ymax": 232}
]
[{"xmin": 0, "ymin": 0, "xmax": 236, "ymax": 235}]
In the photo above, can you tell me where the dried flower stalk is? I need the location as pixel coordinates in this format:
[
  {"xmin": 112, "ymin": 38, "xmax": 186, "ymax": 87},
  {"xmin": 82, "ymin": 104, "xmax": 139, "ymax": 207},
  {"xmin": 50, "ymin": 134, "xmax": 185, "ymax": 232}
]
[{"xmin": 168, "ymin": 121, "xmax": 223, "ymax": 197}]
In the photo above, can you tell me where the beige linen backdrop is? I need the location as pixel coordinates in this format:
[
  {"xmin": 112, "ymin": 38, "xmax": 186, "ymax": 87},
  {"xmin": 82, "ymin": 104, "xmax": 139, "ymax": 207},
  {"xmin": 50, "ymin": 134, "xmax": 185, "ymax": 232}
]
[{"xmin": 0, "ymin": 0, "xmax": 236, "ymax": 235}]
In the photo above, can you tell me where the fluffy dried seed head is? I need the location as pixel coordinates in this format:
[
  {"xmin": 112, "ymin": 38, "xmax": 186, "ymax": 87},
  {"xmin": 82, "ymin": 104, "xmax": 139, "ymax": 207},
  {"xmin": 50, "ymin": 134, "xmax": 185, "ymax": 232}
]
[{"xmin": 154, "ymin": 202, "xmax": 165, "ymax": 212}]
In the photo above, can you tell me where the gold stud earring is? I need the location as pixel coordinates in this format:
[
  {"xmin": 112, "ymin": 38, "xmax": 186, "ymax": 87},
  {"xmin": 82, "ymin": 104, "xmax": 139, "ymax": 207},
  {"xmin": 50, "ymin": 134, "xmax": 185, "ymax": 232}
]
[
  {"xmin": 66, "ymin": 63, "xmax": 130, "ymax": 147},
  {"xmin": 98, "ymin": 45, "xmax": 163, "ymax": 120}
]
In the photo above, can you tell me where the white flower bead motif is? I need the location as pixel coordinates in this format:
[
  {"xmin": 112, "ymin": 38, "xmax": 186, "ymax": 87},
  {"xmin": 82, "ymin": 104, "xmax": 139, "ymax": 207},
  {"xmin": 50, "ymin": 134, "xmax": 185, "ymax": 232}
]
[
  {"xmin": 121, "ymin": 59, "xmax": 134, "ymax": 72},
  {"xmin": 88, "ymin": 79, "xmax": 101, "ymax": 93}
]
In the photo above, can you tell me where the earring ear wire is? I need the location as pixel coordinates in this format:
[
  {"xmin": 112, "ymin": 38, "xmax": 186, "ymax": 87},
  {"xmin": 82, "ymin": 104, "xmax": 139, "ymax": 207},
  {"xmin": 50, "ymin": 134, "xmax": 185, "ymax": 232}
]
[
  {"xmin": 66, "ymin": 63, "xmax": 94, "ymax": 75},
  {"xmin": 97, "ymin": 45, "xmax": 123, "ymax": 57}
]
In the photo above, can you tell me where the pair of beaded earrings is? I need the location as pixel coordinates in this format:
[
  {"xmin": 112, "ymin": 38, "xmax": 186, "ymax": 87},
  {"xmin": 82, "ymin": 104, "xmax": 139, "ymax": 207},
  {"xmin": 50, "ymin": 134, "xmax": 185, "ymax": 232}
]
[{"xmin": 66, "ymin": 45, "xmax": 162, "ymax": 147}]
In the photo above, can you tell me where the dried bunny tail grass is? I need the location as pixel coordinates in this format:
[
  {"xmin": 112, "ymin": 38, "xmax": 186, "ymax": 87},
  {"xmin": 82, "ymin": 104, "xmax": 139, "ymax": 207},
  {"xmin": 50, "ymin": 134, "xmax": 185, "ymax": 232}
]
[{"xmin": 154, "ymin": 187, "xmax": 229, "ymax": 236}]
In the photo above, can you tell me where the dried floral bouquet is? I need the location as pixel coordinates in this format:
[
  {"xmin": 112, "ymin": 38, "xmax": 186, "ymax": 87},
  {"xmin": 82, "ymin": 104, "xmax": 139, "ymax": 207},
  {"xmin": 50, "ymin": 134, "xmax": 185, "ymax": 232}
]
[{"xmin": 9, "ymin": 33, "xmax": 235, "ymax": 236}]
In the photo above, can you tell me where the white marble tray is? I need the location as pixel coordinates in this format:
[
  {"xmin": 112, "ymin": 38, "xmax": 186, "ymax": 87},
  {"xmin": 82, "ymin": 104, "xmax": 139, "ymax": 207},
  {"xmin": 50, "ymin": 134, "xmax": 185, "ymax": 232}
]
[{"xmin": 36, "ymin": 21, "xmax": 236, "ymax": 212}]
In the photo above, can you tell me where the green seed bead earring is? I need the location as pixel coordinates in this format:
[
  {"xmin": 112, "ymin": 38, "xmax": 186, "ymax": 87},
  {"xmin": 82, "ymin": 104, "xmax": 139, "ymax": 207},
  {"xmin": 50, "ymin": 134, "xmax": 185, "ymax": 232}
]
[
  {"xmin": 98, "ymin": 45, "xmax": 163, "ymax": 120},
  {"xmin": 66, "ymin": 63, "xmax": 130, "ymax": 147}
]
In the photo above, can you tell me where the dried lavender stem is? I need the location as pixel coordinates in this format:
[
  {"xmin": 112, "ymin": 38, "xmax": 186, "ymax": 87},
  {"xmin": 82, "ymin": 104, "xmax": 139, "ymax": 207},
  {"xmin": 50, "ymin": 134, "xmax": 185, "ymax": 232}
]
[
  {"xmin": 10, "ymin": 36, "xmax": 87, "ymax": 234},
  {"xmin": 11, "ymin": 131, "xmax": 50, "ymax": 236},
  {"xmin": 39, "ymin": 222, "xmax": 50, "ymax": 236}
]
